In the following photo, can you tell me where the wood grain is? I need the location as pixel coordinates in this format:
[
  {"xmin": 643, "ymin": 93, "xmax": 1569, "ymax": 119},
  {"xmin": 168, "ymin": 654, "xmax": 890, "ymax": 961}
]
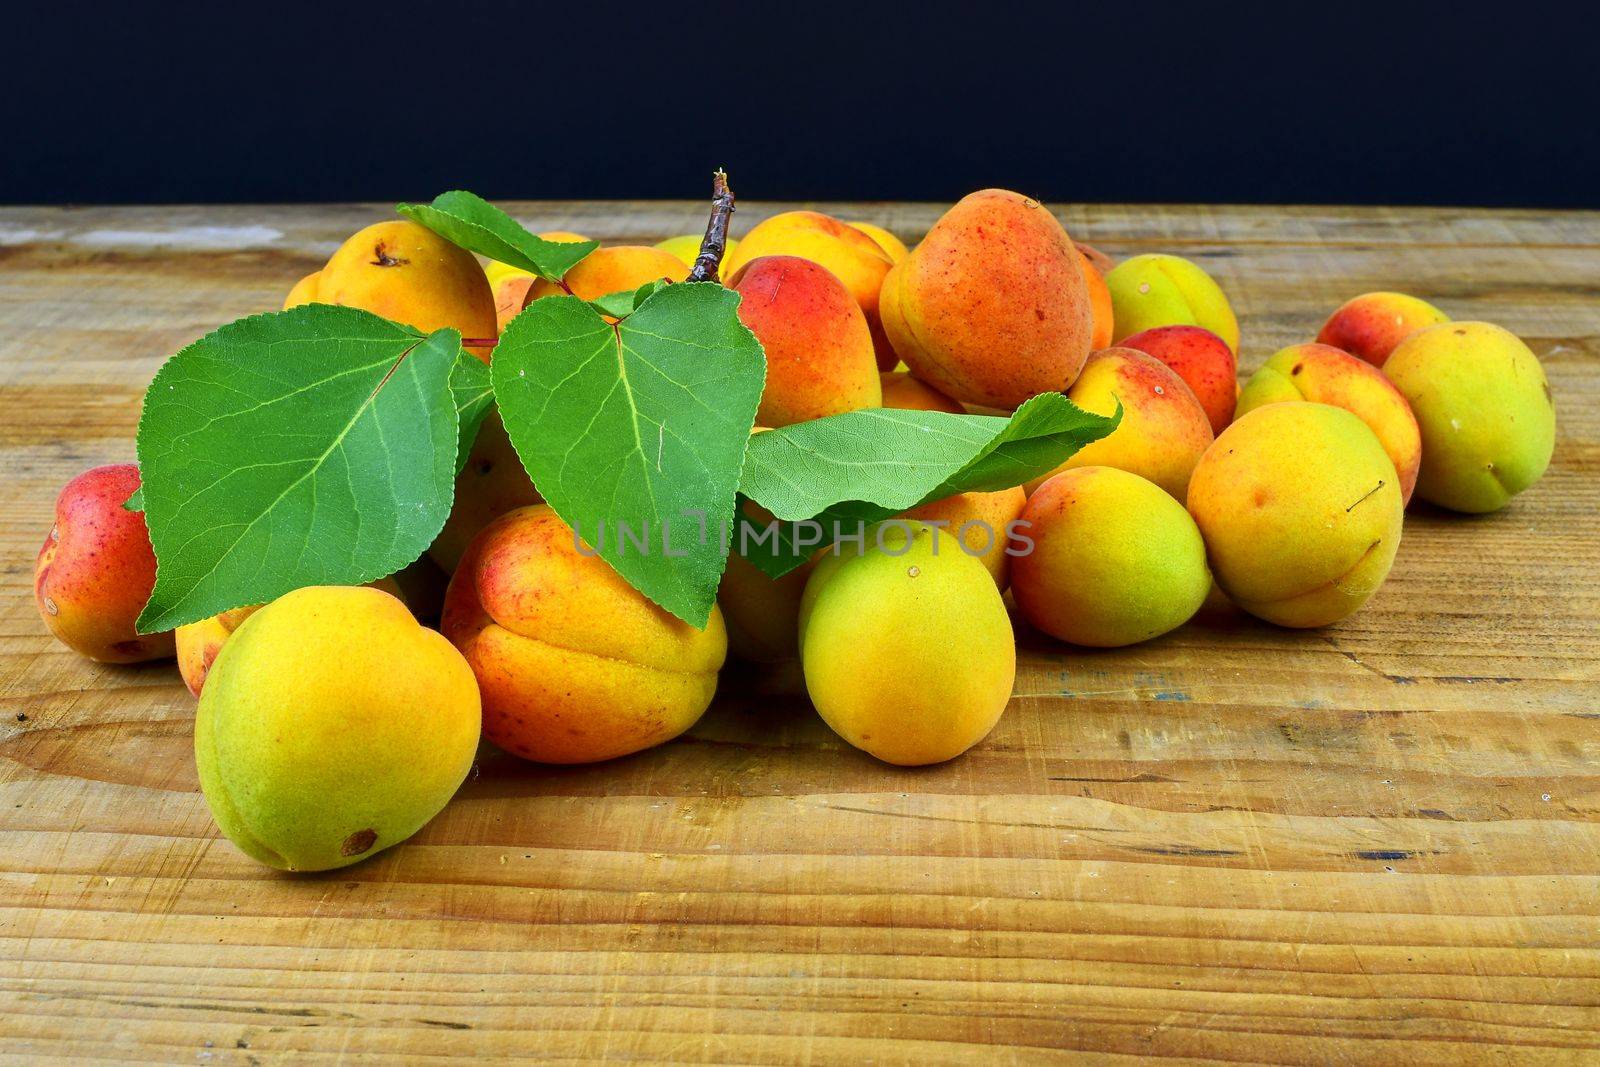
[{"xmin": 1, "ymin": 201, "xmax": 1598, "ymax": 1064}]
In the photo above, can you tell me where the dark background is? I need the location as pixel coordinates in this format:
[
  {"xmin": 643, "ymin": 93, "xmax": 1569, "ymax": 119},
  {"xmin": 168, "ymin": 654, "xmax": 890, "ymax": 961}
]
[{"xmin": 5, "ymin": 5, "xmax": 1595, "ymax": 208}]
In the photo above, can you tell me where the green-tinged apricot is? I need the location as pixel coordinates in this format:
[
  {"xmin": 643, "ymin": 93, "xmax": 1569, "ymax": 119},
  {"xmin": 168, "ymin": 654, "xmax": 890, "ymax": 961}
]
[
  {"xmin": 1106, "ymin": 254, "xmax": 1239, "ymax": 353},
  {"xmin": 880, "ymin": 189, "xmax": 1095, "ymax": 408},
  {"xmin": 1384, "ymin": 322, "xmax": 1555, "ymax": 512},
  {"xmin": 1238, "ymin": 343, "xmax": 1422, "ymax": 503},
  {"xmin": 34, "ymin": 464, "xmax": 173, "ymax": 664},
  {"xmin": 1316, "ymin": 291, "xmax": 1448, "ymax": 368},
  {"xmin": 1188, "ymin": 403, "xmax": 1404, "ymax": 628},
  {"xmin": 442, "ymin": 505, "xmax": 727, "ymax": 763},
  {"xmin": 317, "ymin": 220, "xmax": 498, "ymax": 361},
  {"xmin": 730, "ymin": 255, "xmax": 882, "ymax": 427},
  {"xmin": 1012, "ymin": 467, "xmax": 1209, "ymax": 647},
  {"xmin": 799, "ymin": 521, "xmax": 1015, "ymax": 766},
  {"xmin": 194, "ymin": 586, "xmax": 480, "ymax": 871},
  {"xmin": 429, "ymin": 412, "xmax": 542, "ymax": 573},
  {"xmin": 1025, "ymin": 347, "xmax": 1213, "ymax": 499}
]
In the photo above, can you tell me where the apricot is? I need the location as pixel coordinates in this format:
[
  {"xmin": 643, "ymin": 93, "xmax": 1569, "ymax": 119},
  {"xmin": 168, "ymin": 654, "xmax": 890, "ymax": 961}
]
[
  {"xmin": 1081, "ymin": 251, "xmax": 1115, "ymax": 351},
  {"xmin": 901, "ymin": 487, "xmax": 1026, "ymax": 588},
  {"xmin": 283, "ymin": 271, "xmax": 319, "ymax": 310},
  {"xmin": 1384, "ymin": 322, "xmax": 1555, "ymax": 513},
  {"xmin": 442, "ymin": 505, "xmax": 727, "ymax": 763},
  {"xmin": 730, "ymin": 256, "xmax": 882, "ymax": 427},
  {"xmin": 485, "ymin": 233, "xmax": 592, "ymax": 331},
  {"xmin": 1012, "ymin": 467, "xmax": 1209, "ymax": 647},
  {"xmin": 317, "ymin": 220, "xmax": 497, "ymax": 361},
  {"xmin": 1076, "ymin": 241, "xmax": 1116, "ymax": 275},
  {"xmin": 490, "ymin": 272, "xmax": 534, "ymax": 333},
  {"xmin": 1316, "ymin": 291, "xmax": 1448, "ymax": 368},
  {"xmin": 176, "ymin": 574, "xmax": 414, "ymax": 698},
  {"xmin": 524, "ymin": 245, "xmax": 686, "ymax": 306},
  {"xmin": 1188, "ymin": 403, "xmax": 1404, "ymax": 628},
  {"xmin": 879, "ymin": 190, "xmax": 1095, "ymax": 408},
  {"xmin": 719, "ymin": 549, "xmax": 811, "ymax": 663},
  {"xmin": 194, "ymin": 586, "xmax": 478, "ymax": 871},
  {"xmin": 717, "ymin": 468, "xmax": 815, "ymax": 664},
  {"xmin": 1119, "ymin": 325, "xmax": 1237, "ymax": 434},
  {"xmin": 799, "ymin": 521, "xmax": 1015, "ymax": 766},
  {"xmin": 34, "ymin": 464, "xmax": 173, "ymax": 664},
  {"xmin": 879, "ymin": 370, "xmax": 964, "ymax": 414},
  {"xmin": 845, "ymin": 221, "xmax": 910, "ymax": 263},
  {"xmin": 1106, "ymin": 254, "xmax": 1239, "ymax": 353},
  {"xmin": 429, "ymin": 412, "xmax": 542, "ymax": 573},
  {"xmin": 1238, "ymin": 343, "xmax": 1422, "ymax": 503},
  {"xmin": 722, "ymin": 211, "xmax": 896, "ymax": 368},
  {"xmin": 655, "ymin": 233, "xmax": 739, "ymax": 269},
  {"xmin": 1025, "ymin": 347, "xmax": 1213, "ymax": 499}
]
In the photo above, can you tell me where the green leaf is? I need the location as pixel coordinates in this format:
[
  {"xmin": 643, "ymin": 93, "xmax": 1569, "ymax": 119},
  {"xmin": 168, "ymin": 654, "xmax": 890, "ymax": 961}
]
[
  {"xmin": 587, "ymin": 289, "xmax": 638, "ymax": 320},
  {"xmin": 588, "ymin": 279, "xmax": 676, "ymax": 321},
  {"xmin": 632, "ymin": 279, "xmax": 671, "ymax": 308},
  {"xmin": 122, "ymin": 486, "xmax": 144, "ymax": 512},
  {"xmin": 449, "ymin": 351, "xmax": 494, "ymax": 473},
  {"xmin": 134, "ymin": 305, "xmax": 462, "ymax": 632},
  {"xmin": 492, "ymin": 282, "xmax": 765, "ymax": 627},
  {"xmin": 735, "ymin": 393, "xmax": 1120, "ymax": 576},
  {"xmin": 397, "ymin": 190, "xmax": 597, "ymax": 283}
]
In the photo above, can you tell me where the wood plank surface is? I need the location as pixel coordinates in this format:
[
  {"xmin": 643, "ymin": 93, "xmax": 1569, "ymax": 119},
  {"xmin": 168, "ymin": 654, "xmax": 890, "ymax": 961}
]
[{"xmin": 1, "ymin": 200, "xmax": 1597, "ymax": 1064}]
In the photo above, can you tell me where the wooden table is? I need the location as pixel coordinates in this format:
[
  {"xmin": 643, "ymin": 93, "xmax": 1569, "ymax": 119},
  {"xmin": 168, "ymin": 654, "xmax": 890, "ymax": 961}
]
[{"xmin": 1, "ymin": 201, "xmax": 1597, "ymax": 1064}]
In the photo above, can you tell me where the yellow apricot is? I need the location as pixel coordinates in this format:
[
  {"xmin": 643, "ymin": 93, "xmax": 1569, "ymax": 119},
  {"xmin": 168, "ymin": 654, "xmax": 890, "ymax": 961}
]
[
  {"xmin": 317, "ymin": 220, "xmax": 497, "ymax": 361},
  {"xmin": 845, "ymin": 221, "xmax": 911, "ymax": 263},
  {"xmin": 194, "ymin": 586, "xmax": 480, "ymax": 871},
  {"xmin": 283, "ymin": 271, "xmax": 319, "ymax": 309},
  {"xmin": 1012, "ymin": 467, "xmax": 1208, "ymax": 646},
  {"xmin": 1188, "ymin": 403, "xmax": 1404, "ymax": 627},
  {"xmin": 799, "ymin": 521, "xmax": 1015, "ymax": 765}
]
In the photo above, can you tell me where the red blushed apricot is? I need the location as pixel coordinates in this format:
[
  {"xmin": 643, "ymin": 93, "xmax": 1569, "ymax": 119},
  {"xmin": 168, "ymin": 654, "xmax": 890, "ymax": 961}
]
[
  {"xmin": 442, "ymin": 505, "xmax": 726, "ymax": 764},
  {"xmin": 34, "ymin": 464, "xmax": 173, "ymax": 663},
  {"xmin": 880, "ymin": 190, "xmax": 1095, "ymax": 409},
  {"xmin": 1026, "ymin": 348, "xmax": 1214, "ymax": 499},
  {"xmin": 1120, "ymin": 325, "xmax": 1238, "ymax": 435},
  {"xmin": 730, "ymin": 256, "xmax": 882, "ymax": 427},
  {"xmin": 722, "ymin": 211, "xmax": 897, "ymax": 370},
  {"xmin": 1316, "ymin": 292, "xmax": 1449, "ymax": 368},
  {"xmin": 879, "ymin": 371, "xmax": 965, "ymax": 414}
]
